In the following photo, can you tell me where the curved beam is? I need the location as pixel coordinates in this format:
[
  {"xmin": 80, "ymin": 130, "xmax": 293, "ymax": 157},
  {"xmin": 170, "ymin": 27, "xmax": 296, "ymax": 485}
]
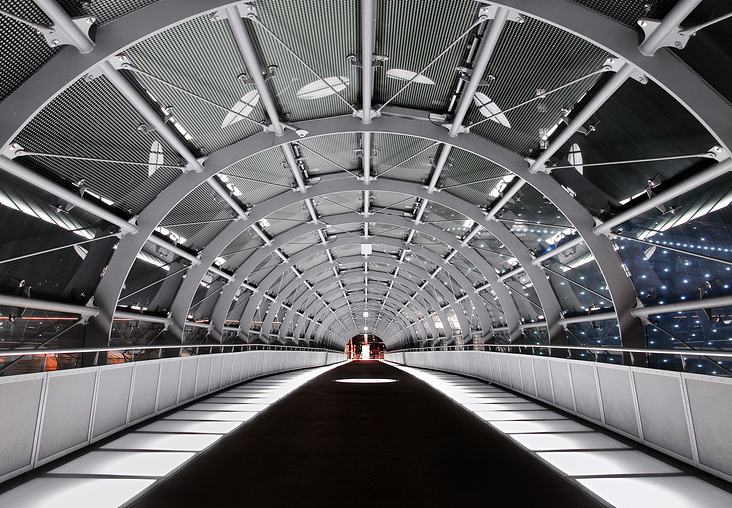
[
  {"xmin": 308, "ymin": 295, "xmax": 418, "ymax": 343},
  {"xmin": 282, "ymin": 271, "xmax": 440, "ymax": 342},
  {"xmin": 0, "ymin": 0, "xmax": 722, "ymax": 354},
  {"xmin": 182, "ymin": 186, "xmax": 502, "ymax": 343},
  {"xmin": 212, "ymin": 212, "xmax": 514, "ymax": 340},
  {"xmin": 313, "ymin": 300, "xmax": 410, "ymax": 346},
  {"xmin": 3, "ymin": 0, "xmax": 728, "ymax": 164},
  {"xmin": 286, "ymin": 277, "xmax": 434, "ymax": 343},
  {"xmin": 245, "ymin": 245, "xmax": 460, "ymax": 342},
  {"xmin": 298, "ymin": 276, "xmax": 446, "ymax": 343},
  {"xmin": 90, "ymin": 113, "xmax": 636, "ymax": 351},
  {"xmin": 251, "ymin": 214, "xmax": 501, "ymax": 339}
]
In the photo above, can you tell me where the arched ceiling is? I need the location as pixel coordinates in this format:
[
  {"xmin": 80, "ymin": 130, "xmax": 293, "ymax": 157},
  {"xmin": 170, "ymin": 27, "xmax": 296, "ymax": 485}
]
[{"xmin": 2, "ymin": 0, "xmax": 732, "ymax": 366}]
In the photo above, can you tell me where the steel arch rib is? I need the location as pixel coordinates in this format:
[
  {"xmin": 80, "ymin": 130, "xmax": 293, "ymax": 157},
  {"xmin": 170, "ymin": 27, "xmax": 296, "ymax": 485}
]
[
  {"xmin": 267, "ymin": 254, "xmax": 469, "ymax": 344},
  {"xmin": 240, "ymin": 245, "xmax": 461, "ymax": 342},
  {"xmin": 293, "ymin": 283, "xmax": 433, "ymax": 344},
  {"xmin": 85, "ymin": 114, "xmax": 599, "ymax": 349},
  {"xmin": 215, "ymin": 212, "xmax": 507, "ymax": 341},
  {"xmin": 304, "ymin": 293, "xmax": 420, "ymax": 345},
  {"xmin": 286, "ymin": 277, "xmax": 434, "ymax": 343},
  {"xmin": 309, "ymin": 297, "xmax": 413, "ymax": 343},
  {"xmin": 312, "ymin": 301, "xmax": 407, "ymax": 345},
  {"xmin": 278, "ymin": 271, "xmax": 441, "ymax": 343},
  {"xmin": 0, "ymin": 0, "xmax": 722, "ymax": 351},
  {"xmin": 3, "ymin": 0, "xmax": 729, "ymax": 156},
  {"xmin": 286, "ymin": 274, "xmax": 437, "ymax": 342},
  {"xmin": 173, "ymin": 182, "xmax": 505, "ymax": 345}
]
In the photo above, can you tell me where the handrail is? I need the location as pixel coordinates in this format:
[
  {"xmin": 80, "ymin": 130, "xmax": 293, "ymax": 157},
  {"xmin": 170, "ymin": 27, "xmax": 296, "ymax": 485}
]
[
  {"xmin": 0, "ymin": 343, "xmax": 342, "ymax": 358},
  {"xmin": 387, "ymin": 344, "xmax": 732, "ymax": 358}
]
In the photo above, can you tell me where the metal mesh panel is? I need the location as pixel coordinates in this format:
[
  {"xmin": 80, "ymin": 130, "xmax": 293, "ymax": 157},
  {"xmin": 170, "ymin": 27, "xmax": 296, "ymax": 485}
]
[
  {"xmin": 298, "ymin": 134, "xmax": 360, "ymax": 176},
  {"xmin": 0, "ymin": 375, "xmax": 44, "ymax": 476},
  {"xmin": 634, "ymin": 370, "xmax": 693, "ymax": 459},
  {"xmin": 569, "ymin": 0, "xmax": 677, "ymax": 28},
  {"xmin": 163, "ymin": 185, "xmax": 234, "ymax": 246},
  {"xmin": 251, "ymin": 0, "xmax": 359, "ymax": 122},
  {"xmin": 58, "ymin": 0, "xmax": 159, "ymax": 26},
  {"xmin": 126, "ymin": 13, "xmax": 264, "ymax": 153},
  {"xmin": 597, "ymin": 365, "xmax": 640, "ymax": 437},
  {"xmin": 91, "ymin": 364, "xmax": 133, "ymax": 440},
  {"xmin": 468, "ymin": 16, "xmax": 609, "ymax": 157},
  {"xmin": 129, "ymin": 361, "xmax": 160, "ymax": 423},
  {"xmin": 223, "ymin": 147, "xmax": 297, "ymax": 204},
  {"xmin": 372, "ymin": 134, "xmax": 436, "ymax": 182},
  {"xmin": 156, "ymin": 358, "xmax": 181, "ymax": 411},
  {"xmin": 14, "ymin": 75, "xmax": 182, "ymax": 215},
  {"xmin": 37, "ymin": 370, "xmax": 96, "ymax": 461},
  {"xmin": 375, "ymin": 0, "xmax": 477, "ymax": 111},
  {"xmin": 0, "ymin": 0, "xmax": 57, "ymax": 102}
]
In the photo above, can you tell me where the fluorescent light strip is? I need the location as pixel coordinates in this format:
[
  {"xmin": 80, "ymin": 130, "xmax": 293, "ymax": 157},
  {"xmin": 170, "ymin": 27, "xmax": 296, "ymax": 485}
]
[{"xmin": 390, "ymin": 363, "xmax": 732, "ymax": 508}]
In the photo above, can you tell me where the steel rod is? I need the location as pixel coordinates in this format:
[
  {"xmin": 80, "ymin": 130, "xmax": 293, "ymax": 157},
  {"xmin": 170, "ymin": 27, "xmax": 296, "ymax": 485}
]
[{"xmin": 595, "ymin": 157, "xmax": 732, "ymax": 235}]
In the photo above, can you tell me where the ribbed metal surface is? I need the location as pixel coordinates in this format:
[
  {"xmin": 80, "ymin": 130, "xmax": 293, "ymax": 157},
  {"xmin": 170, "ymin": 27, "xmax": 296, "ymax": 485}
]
[
  {"xmin": 163, "ymin": 185, "xmax": 233, "ymax": 249},
  {"xmin": 570, "ymin": 0, "xmax": 678, "ymax": 28},
  {"xmin": 224, "ymin": 146, "xmax": 296, "ymax": 198},
  {"xmin": 375, "ymin": 0, "xmax": 477, "ymax": 111},
  {"xmin": 58, "ymin": 0, "xmax": 158, "ymax": 26},
  {"xmin": 14, "ymin": 75, "xmax": 181, "ymax": 214},
  {"xmin": 440, "ymin": 147, "xmax": 510, "ymax": 197},
  {"xmin": 567, "ymin": 80, "xmax": 717, "ymax": 203},
  {"xmin": 125, "ymin": 13, "xmax": 263, "ymax": 154},
  {"xmin": 0, "ymin": 0, "xmax": 57, "ymax": 102},
  {"xmin": 468, "ymin": 16, "xmax": 609, "ymax": 157},
  {"xmin": 298, "ymin": 134, "xmax": 360, "ymax": 176},
  {"xmin": 372, "ymin": 134, "xmax": 436, "ymax": 182},
  {"xmin": 251, "ymin": 0, "xmax": 359, "ymax": 122},
  {"xmin": 220, "ymin": 230, "xmax": 257, "ymax": 258}
]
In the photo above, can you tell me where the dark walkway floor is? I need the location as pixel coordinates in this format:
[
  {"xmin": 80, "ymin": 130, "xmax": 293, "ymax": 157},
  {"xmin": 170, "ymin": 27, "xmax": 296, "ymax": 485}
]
[{"xmin": 131, "ymin": 361, "xmax": 603, "ymax": 507}]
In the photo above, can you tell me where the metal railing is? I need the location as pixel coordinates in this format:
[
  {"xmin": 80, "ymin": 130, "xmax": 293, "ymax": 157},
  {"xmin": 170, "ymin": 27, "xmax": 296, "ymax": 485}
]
[
  {"xmin": 0, "ymin": 343, "xmax": 342, "ymax": 376},
  {"xmin": 387, "ymin": 343, "xmax": 732, "ymax": 376}
]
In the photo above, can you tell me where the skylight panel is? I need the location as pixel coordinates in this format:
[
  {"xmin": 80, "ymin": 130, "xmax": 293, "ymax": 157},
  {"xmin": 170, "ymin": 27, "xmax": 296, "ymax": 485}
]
[
  {"xmin": 386, "ymin": 69, "xmax": 435, "ymax": 85},
  {"xmin": 568, "ymin": 143, "xmax": 583, "ymax": 174},
  {"xmin": 297, "ymin": 77, "xmax": 350, "ymax": 100},
  {"xmin": 473, "ymin": 93, "xmax": 511, "ymax": 128},
  {"xmin": 222, "ymin": 90, "xmax": 260, "ymax": 128},
  {"xmin": 148, "ymin": 140, "xmax": 164, "ymax": 177}
]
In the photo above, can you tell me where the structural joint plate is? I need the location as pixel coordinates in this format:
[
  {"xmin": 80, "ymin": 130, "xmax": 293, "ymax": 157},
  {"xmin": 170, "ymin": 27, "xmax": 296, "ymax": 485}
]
[
  {"xmin": 1, "ymin": 142, "xmax": 23, "ymax": 159},
  {"xmin": 638, "ymin": 18, "xmax": 693, "ymax": 51},
  {"xmin": 478, "ymin": 5, "xmax": 524, "ymax": 23},
  {"xmin": 211, "ymin": 1, "xmax": 257, "ymax": 21},
  {"xmin": 603, "ymin": 58, "xmax": 647, "ymax": 84},
  {"xmin": 708, "ymin": 146, "xmax": 731, "ymax": 162},
  {"xmin": 38, "ymin": 16, "xmax": 95, "ymax": 50},
  {"xmin": 354, "ymin": 109, "xmax": 381, "ymax": 121},
  {"xmin": 85, "ymin": 55, "xmax": 133, "ymax": 82}
]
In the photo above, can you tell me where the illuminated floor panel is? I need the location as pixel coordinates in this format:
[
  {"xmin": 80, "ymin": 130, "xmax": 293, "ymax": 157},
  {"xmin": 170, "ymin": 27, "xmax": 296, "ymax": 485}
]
[
  {"xmin": 578, "ymin": 476, "xmax": 732, "ymax": 508},
  {"xmin": 390, "ymin": 363, "xmax": 731, "ymax": 508},
  {"xmin": 50, "ymin": 451, "xmax": 195, "ymax": 477},
  {"xmin": 101, "ymin": 433, "xmax": 223, "ymax": 452},
  {"xmin": 186, "ymin": 402, "xmax": 270, "ymax": 412},
  {"xmin": 510, "ymin": 433, "xmax": 630, "ymax": 451},
  {"xmin": 464, "ymin": 402, "xmax": 545, "ymax": 411},
  {"xmin": 0, "ymin": 362, "xmax": 344, "ymax": 507},
  {"xmin": 164, "ymin": 411, "xmax": 258, "ymax": 422},
  {"xmin": 0, "ymin": 478, "xmax": 155, "ymax": 508},
  {"xmin": 138, "ymin": 420, "xmax": 242, "ymax": 434},
  {"xmin": 490, "ymin": 419, "xmax": 592, "ymax": 434},
  {"xmin": 538, "ymin": 450, "xmax": 680, "ymax": 476},
  {"xmin": 474, "ymin": 410, "xmax": 562, "ymax": 421}
]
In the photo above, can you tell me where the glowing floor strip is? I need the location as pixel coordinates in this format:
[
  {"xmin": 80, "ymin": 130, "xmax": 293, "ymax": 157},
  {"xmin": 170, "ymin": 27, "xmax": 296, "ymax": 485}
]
[
  {"xmin": 392, "ymin": 363, "xmax": 732, "ymax": 508},
  {"xmin": 0, "ymin": 364, "xmax": 341, "ymax": 508}
]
